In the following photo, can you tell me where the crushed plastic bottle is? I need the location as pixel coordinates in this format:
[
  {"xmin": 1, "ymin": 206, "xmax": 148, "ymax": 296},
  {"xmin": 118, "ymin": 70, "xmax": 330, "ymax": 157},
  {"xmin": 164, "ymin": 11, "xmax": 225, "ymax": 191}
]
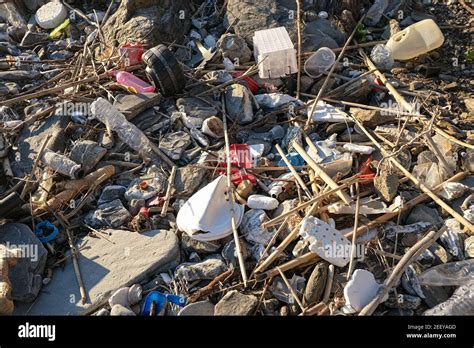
[
  {"xmin": 90, "ymin": 98, "xmax": 154, "ymax": 158},
  {"xmin": 418, "ymin": 259, "xmax": 474, "ymax": 286},
  {"xmin": 365, "ymin": 0, "xmax": 389, "ymax": 26},
  {"xmin": 370, "ymin": 44, "xmax": 394, "ymax": 71},
  {"xmin": 423, "ymin": 280, "xmax": 474, "ymax": 315},
  {"xmin": 41, "ymin": 149, "xmax": 83, "ymax": 179}
]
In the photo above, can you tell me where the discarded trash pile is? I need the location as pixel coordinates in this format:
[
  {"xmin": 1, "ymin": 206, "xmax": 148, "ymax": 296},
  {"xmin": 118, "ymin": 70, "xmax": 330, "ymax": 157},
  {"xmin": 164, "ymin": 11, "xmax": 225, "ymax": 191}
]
[{"xmin": 0, "ymin": 0, "xmax": 473, "ymax": 316}]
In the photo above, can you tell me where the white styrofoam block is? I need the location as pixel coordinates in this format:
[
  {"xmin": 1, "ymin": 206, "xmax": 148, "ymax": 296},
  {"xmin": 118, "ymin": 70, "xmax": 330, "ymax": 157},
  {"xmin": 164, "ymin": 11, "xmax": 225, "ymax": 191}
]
[
  {"xmin": 344, "ymin": 269, "xmax": 383, "ymax": 311},
  {"xmin": 299, "ymin": 216, "xmax": 351, "ymax": 267},
  {"xmin": 253, "ymin": 27, "xmax": 297, "ymax": 79}
]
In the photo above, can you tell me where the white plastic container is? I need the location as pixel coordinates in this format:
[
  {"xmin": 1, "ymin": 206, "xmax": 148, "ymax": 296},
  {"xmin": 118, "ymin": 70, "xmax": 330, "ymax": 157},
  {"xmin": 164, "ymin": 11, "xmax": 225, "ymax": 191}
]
[
  {"xmin": 385, "ymin": 19, "xmax": 444, "ymax": 61},
  {"xmin": 253, "ymin": 27, "xmax": 297, "ymax": 79},
  {"xmin": 304, "ymin": 47, "xmax": 335, "ymax": 78}
]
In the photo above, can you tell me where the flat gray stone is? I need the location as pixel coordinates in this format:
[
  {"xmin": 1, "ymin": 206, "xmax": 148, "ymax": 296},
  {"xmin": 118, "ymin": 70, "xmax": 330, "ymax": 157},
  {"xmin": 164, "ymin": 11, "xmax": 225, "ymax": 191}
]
[
  {"xmin": 0, "ymin": 223, "xmax": 47, "ymax": 302},
  {"xmin": 10, "ymin": 114, "xmax": 70, "ymax": 178},
  {"xmin": 215, "ymin": 290, "xmax": 258, "ymax": 315},
  {"xmin": 178, "ymin": 300, "xmax": 215, "ymax": 316},
  {"xmin": 14, "ymin": 229, "xmax": 179, "ymax": 315},
  {"xmin": 113, "ymin": 93, "xmax": 161, "ymax": 121}
]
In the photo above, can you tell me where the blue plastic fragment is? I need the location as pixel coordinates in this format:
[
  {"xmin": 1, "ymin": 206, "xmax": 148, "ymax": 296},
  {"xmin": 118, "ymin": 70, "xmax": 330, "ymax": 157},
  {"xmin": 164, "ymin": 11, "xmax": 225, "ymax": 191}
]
[
  {"xmin": 277, "ymin": 152, "xmax": 305, "ymax": 170},
  {"xmin": 141, "ymin": 291, "xmax": 187, "ymax": 316},
  {"xmin": 35, "ymin": 221, "xmax": 59, "ymax": 243}
]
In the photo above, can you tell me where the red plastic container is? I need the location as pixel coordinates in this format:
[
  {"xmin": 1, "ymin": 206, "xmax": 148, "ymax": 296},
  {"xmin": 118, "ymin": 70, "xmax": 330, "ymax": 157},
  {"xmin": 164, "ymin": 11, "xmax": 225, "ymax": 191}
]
[
  {"xmin": 232, "ymin": 71, "xmax": 259, "ymax": 94},
  {"xmin": 120, "ymin": 42, "xmax": 144, "ymax": 67}
]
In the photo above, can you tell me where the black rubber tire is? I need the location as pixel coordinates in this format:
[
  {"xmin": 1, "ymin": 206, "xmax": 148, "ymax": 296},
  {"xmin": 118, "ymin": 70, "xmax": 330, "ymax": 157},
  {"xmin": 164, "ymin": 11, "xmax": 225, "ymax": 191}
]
[{"xmin": 142, "ymin": 44, "xmax": 186, "ymax": 97}]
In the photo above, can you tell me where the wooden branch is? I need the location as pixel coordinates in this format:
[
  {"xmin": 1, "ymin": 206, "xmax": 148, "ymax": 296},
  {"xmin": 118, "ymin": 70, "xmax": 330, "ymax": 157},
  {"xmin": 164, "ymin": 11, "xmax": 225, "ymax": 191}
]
[
  {"xmin": 161, "ymin": 165, "xmax": 177, "ymax": 217},
  {"xmin": 275, "ymin": 144, "xmax": 312, "ymax": 197}
]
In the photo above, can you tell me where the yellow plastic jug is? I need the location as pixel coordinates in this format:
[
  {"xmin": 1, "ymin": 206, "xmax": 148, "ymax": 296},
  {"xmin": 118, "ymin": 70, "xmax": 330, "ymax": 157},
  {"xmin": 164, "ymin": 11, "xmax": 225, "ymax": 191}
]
[{"xmin": 386, "ymin": 19, "xmax": 444, "ymax": 60}]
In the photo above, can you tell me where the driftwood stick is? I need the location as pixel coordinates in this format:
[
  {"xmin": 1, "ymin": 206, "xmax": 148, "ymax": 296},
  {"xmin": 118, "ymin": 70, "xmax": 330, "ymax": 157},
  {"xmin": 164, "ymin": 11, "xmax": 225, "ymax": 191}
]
[
  {"xmin": 222, "ymin": 100, "xmax": 248, "ymax": 285},
  {"xmin": 322, "ymin": 264, "xmax": 335, "ymax": 304},
  {"xmin": 359, "ymin": 226, "xmax": 447, "ymax": 316},
  {"xmin": 277, "ymin": 266, "xmax": 305, "ymax": 313},
  {"xmin": 188, "ymin": 269, "xmax": 233, "ymax": 303},
  {"xmin": 295, "ymin": 0, "xmax": 302, "ymax": 99},
  {"xmin": 161, "ymin": 166, "xmax": 177, "ymax": 217},
  {"xmin": 346, "ymin": 184, "xmax": 360, "ymax": 280}
]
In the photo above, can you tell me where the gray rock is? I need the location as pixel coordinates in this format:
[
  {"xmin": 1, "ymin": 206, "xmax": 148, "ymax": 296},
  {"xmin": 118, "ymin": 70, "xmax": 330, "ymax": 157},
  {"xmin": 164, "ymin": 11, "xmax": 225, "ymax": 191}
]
[
  {"xmin": 176, "ymin": 97, "xmax": 220, "ymax": 120},
  {"xmin": 178, "ymin": 300, "xmax": 215, "ymax": 316},
  {"xmin": 0, "ymin": 70, "xmax": 41, "ymax": 81},
  {"xmin": 217, "ymin": 33, "xmax": 252, "ymax": 63},
  {"xmin": 304, "ymin": 19, "xmax": 345, "ymax": 45},
  {"xmin": 110, "ymin": 304, "xmax": 136, "ymax": 316},
  {"xmin": 222, "ymin": 239, "xmax": 249, "ymax": 266},
  {"xmin": 0, "ymin": 223, "xmax": 47, "ymax": 302},
  {"xmin": 14, "ymin": 229, "xmax": 179, "ymax": 315},
  {"xmin": 102, "ymin": 0, "xmax": 191, "ymax": 47},
  {"xmin": 225, "ymin": 84, "xmax": 254, "ymax": 125},
  {"xmin": 128, "ymin": 284, "xmax": 143, "ymax": 305},
  {"xmin": 214, "ymin": 290, "xmax": 258, "ymax": 315},
  {"xmin": 70, "ymin": 140, "xmax": 107, "ymax": 175},
  {"xmin": 175, "ymin": 255, "xmax": 227, "ymax": 283},
  {"xmin": 181, "ymin": 234, "xmax": 221, "ymax": 254},
  {"xmin": 23, "ymin": 0, "xmax": 47, "ymax": 11},
  {"xmin": 93, "ymin": 308, "xmax": 110, "ymax": 316},
  {"xmin": 374, "ymin": 170, "xmax": 399, "ymax": 202},
  {"xmin": 385, "ymin": 293, "xmax": 422, "ymax": 310},
  {"xmin": 465, "ymin": 236, "xmax": 474, "ymax": 258},
  {"xmin": 159, "ymin": 131, "xmax": 191, "ymax": 160},
  {"xmin": 241, "ymin": 209, "xmax": 274, "ymax": 246},
  {"xmin": 85, "ymin": 199, "xmax": 131, "ymax": 229},
  {"xmin": 98, "ymin": 185, "xmax": 127, "ymax": 205},
  {"xmin": 303, "ymin": 262, "xmax": 328, "ymax": 306},
  {"xmin": 108, "ymin": 287, "xmax": 130, "ymax": 308},
  {"xmin": 406, "ymin": 205, "xmax": 442, "ymax": 226},
  {"xmin": 174, "ymin": 165, "xmax": 208, "ymax": 197},
  {"xmin": 11, "ymin": 114, "xmax": 70, "ymax": 178},
  {"xmin": 113, "ymin": 93, "xmax": 161, "ymax": 121},
  {"xmin": 20, "ymin": 31, "xmax": 49, "ymax": 47},
  {"xmin": 350, "ymin": 108, "xmax": 394, "ymax": 128}
]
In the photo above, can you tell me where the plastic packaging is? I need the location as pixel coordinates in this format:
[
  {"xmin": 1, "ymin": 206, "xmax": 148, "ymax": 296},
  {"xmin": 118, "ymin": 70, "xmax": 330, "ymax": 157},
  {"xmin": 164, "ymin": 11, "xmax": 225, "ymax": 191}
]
[
  {"xmin": 49, "ymin": 19, "xmax": 70, "ymax": 39},
  {"xmin": 247, "ymin": 194, "xmax": 279, "ymax": 210},
  {"xmin": 41, "ymin": 149, "xmax": 83, "ymax": 179},
  {"xmin": 299, "ymin": 216, "xmax": 351, "ymax": 267},
  {"xmin": 253, "ymin": 27, "xmax": 297, "ymax": 79},
  {"xmin": 141, "ymin": 291, "xmax": 187, "ymax": 316},
  {"xmin": 119, "ymin": 42, "xmax": 144, "ymax": 67},
  {"xmin": 90, "ymin": 98, "xmax": 154, "ymax": 158},
  {"xmin": 344, "ymin": 269, "xmax": 383, "ymax": 311},
  {"xmin": 418, "ymin": 259, "xmax": 474, "ymax": 286},
  {"xmin": 304, "ymin": 47, "xmax": 336, "ymax": 78},
  {"xmin": 343, "ymin": 143, "xmax": 375, "ymax": 154},
  {"xmin": 113, "ymin": 71, "xmax": 155, "ymax": 94},
  {"xmin": 370, "ymin": 44, "xmax": 394, "ymax": 70},
  {"xmin": 386, "ymin": 19, "xmax": 445, "ymax": 61},
  {"xmin": 176, "ymin": 175, "xmax": 244, "ymax": 242},
  {"xmin": 424, "ymin": 280, "xmax": 474, "ymax": 316}
]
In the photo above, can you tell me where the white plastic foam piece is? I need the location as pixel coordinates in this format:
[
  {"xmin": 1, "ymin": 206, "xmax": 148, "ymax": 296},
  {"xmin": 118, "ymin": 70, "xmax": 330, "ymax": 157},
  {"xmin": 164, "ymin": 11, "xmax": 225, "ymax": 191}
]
[
  {"xmin": 35, "ymin": 1, "xmax": 68, "ymax": 29},
  {"xmin": 308, "ymin": 101, "xmax": 352, "ymax": 123},
  {"xmin": 247, "ymin": 194, "xmax": 279, "ymax": 210},
  {"xmin": 299, "ymin": 216, "xmax": 351, "ymax": 267},
  {"xmin": 343, "ymin": 143, "xmax": 375, "ymax": 154},
  {"xmin": 344, "ymin": 269, "xmax": 385, "ymax": 312},
  {"xmin": 177, "ymin": 175, "xmax": 244, "ymax": 241},
  {"xmin": 253, "ymin": 27, "xmax": 297, "ymax": 79}
]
